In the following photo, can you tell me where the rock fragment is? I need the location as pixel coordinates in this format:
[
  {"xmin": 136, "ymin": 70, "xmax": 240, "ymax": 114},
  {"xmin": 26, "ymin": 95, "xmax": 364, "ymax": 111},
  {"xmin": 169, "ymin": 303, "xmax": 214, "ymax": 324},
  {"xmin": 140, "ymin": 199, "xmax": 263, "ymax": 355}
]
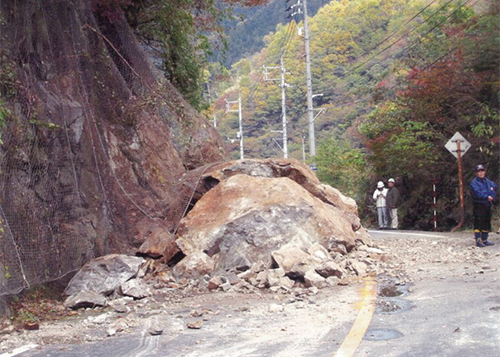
[
  {"xmin": 187, "ymin": 320, "xmax": 203, "ymax": 329},
  {"xmin": 304, "ymin": 270, "xmax": 327, "ymax": 288},
  {"xmin": 64, "ymin": 289, "xmax": 107, "ymax": 309},
  {"xmin": 65, "ymin": 254, "xmax": 144, "ymax": 296},
  {"xmin": 120, "ymin": 279, "xmax": 152, "ymax": 299}
]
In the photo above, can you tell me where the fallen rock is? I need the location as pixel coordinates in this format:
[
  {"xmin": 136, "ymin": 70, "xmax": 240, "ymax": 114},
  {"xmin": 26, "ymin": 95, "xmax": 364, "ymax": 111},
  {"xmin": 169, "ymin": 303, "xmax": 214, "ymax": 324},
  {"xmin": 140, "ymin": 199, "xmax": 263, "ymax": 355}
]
[
  {"xmin": 65, "ymin": 254, "xmax": 144, "ymax": 296},
  {"xmin": 187, "ymin": 320, "xmax": 203, "ymax": 329},
  {"xmin": 269, "ymin": 304, "xmax": 284, "ymax": 313},
  {"xmin": 225, "ymin": 272, "xmax": 241, "ymax": 285},
  {"xmin": 267, "ymin": 268, "xmax": 286, "ymax": 287},
  {"xmin": 207, "ymin": 276, "xmax": 222, "ymax": 290},
  {"xmin": 272, "ymin": 245, "xmax": 310, "ymax": 273},
  {"xmin": 308, "ymin": 244, "xmax": 331, "ymax": 262},
  {"xmin": 349, "ymin": 260, "xmax": 367, "ymax": 276},
  {"xmin": 315, "ymin": 261, "xmax": 343, "ymax": 279},
  {"xmin": 290, "ymin": 262, "xmax": 310, "ymax": 279},
  {"xmin": 175, "ymin": 174, "xmax": 362, "ymax": 275},
  {"xmin": 188, "ymin": 310, "xmax": 201, "ymax": 318},
  {"xmin": 87, "ymin": 312, "xmax": 113, "ymax": 325},
  {"xmin": 200, "ymin": 159, "xmax": 355, "ymax": 212},
  {"xmin": 279, "ymin": 276, "xmax": 295, "ymax": 289},
  {"xmin": 109, "ymin": 319, "xmax": 129, "ymax": 337},
  {"xmin": 330, "ymin": 243, "xmax": 348, "ymax": 256},
  {"xmin": 108, "ymin": 301, "xmax": 129, "ymax": 313},
  {"xmin": 173, "ymin": 252, "xmax": 215, "ymax": 279},
  {"xmin": 148, "ymin": 317, "xmax": 164, "ymax": 336},
  {"xmin": 237, "ymin": 270, "xmax": 257, "ymax": 282},
  {"xmin": 256, "ymin": 270, "xmax": 269, "ymax": 288},
  {"xmin": 120, "ymin": 278, "xmax": 151, "ymax": 299},
  {"xmin": 326, "ymin": 276, "xmax": 341, "ymax": 286},
  {"xmin": 136, "ymin": 218, "xmax": 178, "ymax": 260},
  {"xmin": 198, "ymin": 159, "xmax": 370, "ymax": 241},
  {"xmin": 304, "ymin": 270, "xmax": 327, "ymax": 288},
  {"xmin": 250, "ymin": 261, "xmax": 267, "ymax": 274},
  {"xmin": 64, "ymin": 289, "xmax": 107, "ymax": 309}
]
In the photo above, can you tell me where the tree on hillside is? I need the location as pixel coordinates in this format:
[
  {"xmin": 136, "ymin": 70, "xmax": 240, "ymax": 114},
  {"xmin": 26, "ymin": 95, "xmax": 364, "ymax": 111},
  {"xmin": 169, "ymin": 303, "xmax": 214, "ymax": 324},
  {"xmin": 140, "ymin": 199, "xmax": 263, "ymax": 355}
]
[
  {"xmin": 93, "ymin": 0, "xmax": 270, "ymax": 109},
  {"xmin": 212, "ymin": 0, "xmax": 428, "ymax": 167},
  {"xmin": 359, "ymin": 4, "xmax": 500, "ymax": 229}
]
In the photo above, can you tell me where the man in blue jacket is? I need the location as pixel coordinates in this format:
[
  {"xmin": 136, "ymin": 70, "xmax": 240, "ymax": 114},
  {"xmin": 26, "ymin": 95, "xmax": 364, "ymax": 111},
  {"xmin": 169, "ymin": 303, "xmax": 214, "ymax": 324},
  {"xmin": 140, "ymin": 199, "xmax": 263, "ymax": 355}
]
[{"xmin": 469, "ymin": 164, "xmax": 498, "ymax": 247}]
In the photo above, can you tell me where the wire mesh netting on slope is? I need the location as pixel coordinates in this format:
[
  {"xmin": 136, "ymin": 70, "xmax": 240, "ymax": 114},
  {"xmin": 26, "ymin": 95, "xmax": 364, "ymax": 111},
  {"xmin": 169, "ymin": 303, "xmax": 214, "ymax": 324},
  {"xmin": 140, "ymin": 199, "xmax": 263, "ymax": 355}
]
[{"xmin": 0, "ymin": 1, "xmax": 221, "ymax": 297}]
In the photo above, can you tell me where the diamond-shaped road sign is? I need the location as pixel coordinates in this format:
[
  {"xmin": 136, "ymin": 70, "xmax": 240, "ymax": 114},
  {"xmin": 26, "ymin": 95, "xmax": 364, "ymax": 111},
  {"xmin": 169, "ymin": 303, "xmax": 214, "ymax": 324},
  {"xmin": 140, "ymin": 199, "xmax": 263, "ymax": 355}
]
[{"xmin": 445, "ymin": 132, "xmax": 471, "ymax": 159}]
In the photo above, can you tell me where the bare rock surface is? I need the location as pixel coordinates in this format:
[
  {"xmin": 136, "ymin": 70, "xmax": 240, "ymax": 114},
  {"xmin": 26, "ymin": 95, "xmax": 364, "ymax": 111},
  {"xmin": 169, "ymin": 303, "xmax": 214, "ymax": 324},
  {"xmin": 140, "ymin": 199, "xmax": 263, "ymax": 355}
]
[
  {"xmin": 65, "ymin": 254, "xmax": 144, "ymax": 296},
  {"xmin": 63, "ymin": 290, "xmax": 107, "ymax": 310},
  {"xmin": 173, "ymin": 252, "xmax": 215, "ymax": 278},
  {"xmin": 196, "ymin": 158, "xmax": 366, "ymax": 234},
  {"xmin": 120, "ymin": 279, "xmax": 152, "ymax": 299},
  {"xmin": 136, "ymin": 218, "xmax": 178, "ymax": 260},
  {"xmin": 176, "ymin": 174, "xmax": 364, "ymax": 275}
]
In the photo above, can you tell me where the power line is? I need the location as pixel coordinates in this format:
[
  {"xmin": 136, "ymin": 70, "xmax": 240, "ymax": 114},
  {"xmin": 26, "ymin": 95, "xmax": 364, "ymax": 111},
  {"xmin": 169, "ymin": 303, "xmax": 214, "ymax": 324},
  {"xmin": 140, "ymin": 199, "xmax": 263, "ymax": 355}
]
[
  {"xmin": 398, "ymin": 0, "xmax": 475, "ymax": 57},
  {"xmin": 278, "ymin": 0, "xmax": 466, "ymax": 137},
  {"xmin": 358, "ymin": 0, "xmax": 441, "ymax": 58},
  {"xmin": 388, "ymin": 47, "xmax": 459, "ymax": 91},
  {"xmin": 246, "ymin": 1, "xmax": 304, "ymax": 105},
  {"xmin": 287, "ymin": 44, "xmax": 463, "ymax": 140},
  {"xmin": 246, "ymin": 21, "xmax": 297, "ymax": 104},
  {"xmin": 320, "ymin": 0, "xmax": 474, "ymax": 98},
  {"xmin": 342, "ymin": 0, "xmax": 459, "ymax": 77}
]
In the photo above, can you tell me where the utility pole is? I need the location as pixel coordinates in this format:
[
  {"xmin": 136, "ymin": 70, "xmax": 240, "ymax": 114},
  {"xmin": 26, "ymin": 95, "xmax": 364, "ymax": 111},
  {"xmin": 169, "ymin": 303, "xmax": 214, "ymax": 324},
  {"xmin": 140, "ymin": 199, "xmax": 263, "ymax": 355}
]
[
  {"xmin": 301, "ymin": 135, "xmax": 306, "ymax": 163},
  {"xmin": 206, "ymin": 81, "xmax": 217, "ymax": 128},
  {"xmin": 302, "ymin": 0, "xmax": 315, "ymax": 157},
  {"xmin": 280, "ymin": 56, "xmax": 288, "ymax": 158},
  {"xmin": 264, "ymin": 55, "xmax": 289, "ymax": 158},
  {"xmin": 225, "ymin": 93, "xmax": 244, "ymax": 159}
]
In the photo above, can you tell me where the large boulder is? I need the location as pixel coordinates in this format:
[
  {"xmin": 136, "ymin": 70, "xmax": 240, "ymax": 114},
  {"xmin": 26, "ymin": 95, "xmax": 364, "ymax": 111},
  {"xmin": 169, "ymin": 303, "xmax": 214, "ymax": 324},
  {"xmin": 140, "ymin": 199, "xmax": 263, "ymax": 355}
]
[
  {"xmin": 64, "ymin": 254, "xmax": 144, "ymax": 296},
  {"xmin": 175, "ymin": 174, "xmax": 366, "ymax": 275},
  {"xmin": 189, "ymin": 159, "xmax": 364, "ymax": 232}
]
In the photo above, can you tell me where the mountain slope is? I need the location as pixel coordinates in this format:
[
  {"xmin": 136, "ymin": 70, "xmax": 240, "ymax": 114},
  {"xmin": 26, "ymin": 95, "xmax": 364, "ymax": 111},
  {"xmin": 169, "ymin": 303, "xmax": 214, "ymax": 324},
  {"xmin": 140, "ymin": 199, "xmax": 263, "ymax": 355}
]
[
  {"xmin": 223, "ymin": 0, "xmax": 329, "ymax": 65},
  {"xmin": 0, "ymin": 0, "xmax": 225, "ymax": 295}
]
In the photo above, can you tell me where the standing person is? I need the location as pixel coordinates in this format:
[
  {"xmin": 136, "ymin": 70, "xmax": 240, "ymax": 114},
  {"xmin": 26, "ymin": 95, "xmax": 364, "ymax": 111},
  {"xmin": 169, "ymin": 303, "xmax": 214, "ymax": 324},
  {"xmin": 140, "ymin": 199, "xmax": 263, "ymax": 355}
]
[
  {"xmin": 373, "ymin": 181, "xmax": 388, "ymax": 229},
  {"xmin": 469, "ymin": 164, "xmax": 497, "ymax": 247},
  {"xmin": 386, "ymin": 178, "xmax": 400, "ymax": 229}
]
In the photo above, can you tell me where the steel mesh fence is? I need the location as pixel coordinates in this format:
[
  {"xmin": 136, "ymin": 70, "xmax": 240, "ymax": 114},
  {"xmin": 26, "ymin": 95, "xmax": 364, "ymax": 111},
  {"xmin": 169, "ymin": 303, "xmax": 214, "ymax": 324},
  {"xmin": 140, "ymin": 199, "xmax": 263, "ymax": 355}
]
[{"xmin": 0, "ymin": 1, "xmax": 216, "ymax": 296}]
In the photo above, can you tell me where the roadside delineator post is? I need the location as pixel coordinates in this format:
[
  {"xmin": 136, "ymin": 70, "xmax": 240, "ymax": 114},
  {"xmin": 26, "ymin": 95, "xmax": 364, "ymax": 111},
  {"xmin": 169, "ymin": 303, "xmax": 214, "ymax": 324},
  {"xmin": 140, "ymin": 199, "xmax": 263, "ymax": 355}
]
[{"xmin": 433, "ymin": 178, "xmax": 437, "ymax": 232}]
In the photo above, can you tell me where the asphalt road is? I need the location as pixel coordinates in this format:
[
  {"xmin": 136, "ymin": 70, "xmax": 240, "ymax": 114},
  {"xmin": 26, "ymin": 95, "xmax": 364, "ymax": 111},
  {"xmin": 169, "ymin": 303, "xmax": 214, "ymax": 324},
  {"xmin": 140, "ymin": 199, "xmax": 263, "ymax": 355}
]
[
  {"xmin": 356, "ymin": 230, "xmax": 500, "ymax": 357},
  {"xmin": 6, "ymin": 230, "xmax": 500, "ymax": 357}
]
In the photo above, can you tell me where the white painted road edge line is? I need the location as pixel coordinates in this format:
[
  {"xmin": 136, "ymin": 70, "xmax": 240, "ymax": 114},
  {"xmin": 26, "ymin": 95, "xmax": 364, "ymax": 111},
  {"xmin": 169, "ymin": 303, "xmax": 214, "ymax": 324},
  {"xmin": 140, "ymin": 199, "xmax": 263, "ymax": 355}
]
[
  {"xmin": 0, "ymin": 344, "xmax": 39, "ymax": 357},
  {"xmin": 367, "ymin": 230, "xmax": 447, "ymax": 238}
]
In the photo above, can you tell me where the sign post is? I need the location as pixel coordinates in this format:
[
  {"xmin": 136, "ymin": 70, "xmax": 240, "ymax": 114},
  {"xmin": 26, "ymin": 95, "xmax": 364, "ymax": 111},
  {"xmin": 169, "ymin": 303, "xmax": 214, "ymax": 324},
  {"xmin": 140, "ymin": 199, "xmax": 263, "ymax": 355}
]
[{"xmin": 445, "ymin": 132, "xmax": 471, "ymax": 232}]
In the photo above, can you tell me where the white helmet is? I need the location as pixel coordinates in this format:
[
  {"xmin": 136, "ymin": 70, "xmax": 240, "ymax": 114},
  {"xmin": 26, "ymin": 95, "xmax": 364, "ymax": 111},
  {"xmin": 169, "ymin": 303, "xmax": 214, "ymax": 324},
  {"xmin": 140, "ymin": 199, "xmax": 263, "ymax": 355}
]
[
  {"xmin": 388, "ymin": 178, "xmax": 395, "ymax": 183},
  {"xmin": 377, "ymin": 181, "xmax": 384, "ymax": 188}
]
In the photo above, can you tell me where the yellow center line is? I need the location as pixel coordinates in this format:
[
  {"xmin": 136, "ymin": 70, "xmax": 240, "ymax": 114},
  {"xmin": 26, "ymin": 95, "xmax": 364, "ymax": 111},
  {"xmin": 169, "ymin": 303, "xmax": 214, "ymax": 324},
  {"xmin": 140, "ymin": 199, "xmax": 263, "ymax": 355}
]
[{"xmin": 333, "ymin": 277, "xmax": 377, "ymax": 357}]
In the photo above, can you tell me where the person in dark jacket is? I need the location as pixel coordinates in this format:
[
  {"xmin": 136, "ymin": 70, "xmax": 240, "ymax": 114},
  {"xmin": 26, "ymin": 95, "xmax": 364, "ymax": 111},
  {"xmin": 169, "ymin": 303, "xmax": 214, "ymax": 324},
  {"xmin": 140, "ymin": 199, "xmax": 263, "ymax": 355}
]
[
  {"xmin": 469, "ymin": 164, "xmax": 497, "ymax": 247},
  {"xmin": 386, "ymin": 178, "xmax": 400, "ymax": 229}
]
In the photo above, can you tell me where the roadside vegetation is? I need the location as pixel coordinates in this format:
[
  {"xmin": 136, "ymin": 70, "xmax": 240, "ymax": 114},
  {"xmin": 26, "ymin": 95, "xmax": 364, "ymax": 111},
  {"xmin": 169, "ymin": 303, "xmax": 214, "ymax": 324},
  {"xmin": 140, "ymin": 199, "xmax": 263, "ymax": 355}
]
[{"xmin": 209, "ymin": 0, "xmax": 499, "ymax": 230}]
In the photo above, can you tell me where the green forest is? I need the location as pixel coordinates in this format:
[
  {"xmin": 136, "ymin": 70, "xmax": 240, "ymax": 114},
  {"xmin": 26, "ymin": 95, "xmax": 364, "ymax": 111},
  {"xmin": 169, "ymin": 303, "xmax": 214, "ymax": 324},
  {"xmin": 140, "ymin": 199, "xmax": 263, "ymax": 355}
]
[{"xmin": 208, "ymin": 0, "xmax": 499, "ymax": 230}]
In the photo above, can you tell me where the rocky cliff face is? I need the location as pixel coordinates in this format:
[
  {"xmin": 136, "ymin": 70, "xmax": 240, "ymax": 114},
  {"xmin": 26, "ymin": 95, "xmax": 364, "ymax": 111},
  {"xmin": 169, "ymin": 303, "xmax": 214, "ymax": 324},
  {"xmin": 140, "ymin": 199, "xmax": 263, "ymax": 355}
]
[{"xmin": 0, "ymin": 0, "xmax": 225, "ymax": 294}]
